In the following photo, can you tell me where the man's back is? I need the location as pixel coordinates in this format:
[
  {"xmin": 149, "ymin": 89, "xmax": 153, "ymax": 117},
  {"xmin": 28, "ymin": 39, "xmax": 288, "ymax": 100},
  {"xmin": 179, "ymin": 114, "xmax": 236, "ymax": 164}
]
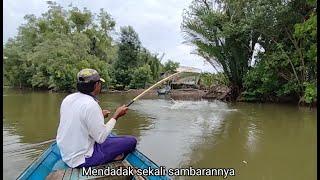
[{"xmin": 56, "ymin": 92, "xmax": 99, "ymax": 167}]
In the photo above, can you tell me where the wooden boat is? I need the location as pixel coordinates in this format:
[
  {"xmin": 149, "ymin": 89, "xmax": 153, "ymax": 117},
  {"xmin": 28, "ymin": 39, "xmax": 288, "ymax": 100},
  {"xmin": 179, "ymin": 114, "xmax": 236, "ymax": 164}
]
[{"xmin": 17, "ymin": 134, "xmax": 171, "ymax": 180}]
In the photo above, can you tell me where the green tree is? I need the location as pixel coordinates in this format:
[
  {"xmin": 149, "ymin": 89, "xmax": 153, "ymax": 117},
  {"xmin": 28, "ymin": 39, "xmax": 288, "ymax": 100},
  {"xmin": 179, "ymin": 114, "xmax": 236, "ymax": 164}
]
[
  {"xmin": 199, "ymin": 73, "xmax": 214, "ymax": 89},
  {"xmin": 182, "ymin": 0, "xmax": 259, "ymax": 100},
  {"xmin": 98, "ymin": 8, "xmax": 116, "ymax": 35},
  {"xmin": 129, "ymin": 64, "xmax": 152, "ymax": 89},
  {"xmin": 3, "ymin": 39, "xmax": 32, "ymax": 88},
  {"xmin": 242, "ymin": 0, "xmax": 317, "ymax": 104},
  {"xmin": 85, "ymin": 9, "xmax": 117, "ymax": 63},
  {"xmin": 69, "ymin": 7, "xmax": 92, "ymax": 32},
  {"xmin": 138, "ymin": 48, "xmax": 163, "ymax": 82},
  {"xmin": 163, "ymin": 60, "xmax": 179, "ymax": 73},
  {"xmin": 3, "ymin": 2, "xmax": 116, "ymax": 91},
  {"xmin": 183, "ymin": 0, "xmax": 317, "ymax": 104},
  {"xmin": 113, "ymin": 26, "xmax": 141, "ymax": 86}
]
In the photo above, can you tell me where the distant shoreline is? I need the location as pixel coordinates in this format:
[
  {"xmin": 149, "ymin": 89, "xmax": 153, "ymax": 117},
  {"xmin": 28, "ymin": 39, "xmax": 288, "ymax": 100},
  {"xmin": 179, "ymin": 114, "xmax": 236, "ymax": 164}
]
[
  {"xmin": 3, "ymin": 86, "xmax": 207, "ymax": 101},
  {"xmin": 3, "ymin": 86, "xmax": 317, "ymax": 107}
]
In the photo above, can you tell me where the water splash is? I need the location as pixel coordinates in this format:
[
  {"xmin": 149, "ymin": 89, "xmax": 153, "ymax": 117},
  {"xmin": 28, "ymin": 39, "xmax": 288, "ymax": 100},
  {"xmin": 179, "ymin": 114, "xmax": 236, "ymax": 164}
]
[{"xmin": 130, "ymin": 99, "xmax": 237, "ymax": 168}]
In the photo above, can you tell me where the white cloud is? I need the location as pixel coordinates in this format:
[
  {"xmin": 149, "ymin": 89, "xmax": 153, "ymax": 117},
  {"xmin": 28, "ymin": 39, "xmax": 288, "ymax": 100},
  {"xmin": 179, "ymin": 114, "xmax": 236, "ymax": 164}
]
[{"xmin": 3, "ymin": 0, "xmax": 215, "ymax": 73}]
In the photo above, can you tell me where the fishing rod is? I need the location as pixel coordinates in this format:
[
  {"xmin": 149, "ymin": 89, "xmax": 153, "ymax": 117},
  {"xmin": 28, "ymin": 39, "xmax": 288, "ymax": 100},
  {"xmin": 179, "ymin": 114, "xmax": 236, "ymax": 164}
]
[
  {"xmin": 126, "ymin": 67, "xmax": 198, "ymax": 107},
  {"xmin": 21, "ymin": 68, "xmax": 199, "ymax": 147},
  {"xmin": 126, "ymin": 71, "xmax": 183, "ymax": 107}
]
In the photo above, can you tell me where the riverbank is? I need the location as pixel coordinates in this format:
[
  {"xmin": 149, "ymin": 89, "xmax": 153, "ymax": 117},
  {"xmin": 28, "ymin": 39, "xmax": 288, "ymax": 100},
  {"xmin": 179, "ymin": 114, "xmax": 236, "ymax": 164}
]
[
  {"xmin": 4, "ymin": 86, "xmax": 316, "ymax": 107},
  {"xmin": 106, "ymin": 87, "xmax": 317, "ymax": 107},
  {"xmin": 107, "ymin": 88, "xmax": 207, "ymax": 101}
]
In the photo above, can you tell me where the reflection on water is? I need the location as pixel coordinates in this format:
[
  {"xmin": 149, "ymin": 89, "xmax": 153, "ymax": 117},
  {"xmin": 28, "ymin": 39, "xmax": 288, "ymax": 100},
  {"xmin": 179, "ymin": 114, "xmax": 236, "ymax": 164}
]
[{"xmin": 3, "ymin": 89, "xmax": 317, "ymax": 180}]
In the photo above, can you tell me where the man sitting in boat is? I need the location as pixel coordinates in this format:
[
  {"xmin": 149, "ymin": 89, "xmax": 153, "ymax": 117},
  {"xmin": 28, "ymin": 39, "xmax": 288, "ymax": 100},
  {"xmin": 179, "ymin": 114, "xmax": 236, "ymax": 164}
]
[{"xmin": 56, "ymin": 68, "xmax": 137, "ymax": 168}]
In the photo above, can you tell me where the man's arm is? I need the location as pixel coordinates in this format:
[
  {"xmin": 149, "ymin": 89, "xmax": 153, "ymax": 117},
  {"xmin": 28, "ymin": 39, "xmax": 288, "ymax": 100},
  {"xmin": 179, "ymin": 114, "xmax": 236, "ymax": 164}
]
[
  {"xmin": 111, "ymin": 105, "xmax": 128, "ymax": 120},
  {"xmin": 85, "ymin": 104, "xmax": 128, "ymax": 144},
  {"xmin": 102, "ymin": 110, "xmax": 111, "ymax": 118}
]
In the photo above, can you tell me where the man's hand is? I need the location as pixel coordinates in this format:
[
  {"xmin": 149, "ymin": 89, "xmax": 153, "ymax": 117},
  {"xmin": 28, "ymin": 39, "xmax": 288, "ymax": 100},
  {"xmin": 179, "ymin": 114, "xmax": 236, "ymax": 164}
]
[
  {"xmin": 102, "ymin": 110, "xmax": 111, "ymax": 118},
  {"xmin": 112, "ymin": 105, "xmax": 128, "ymax": 120}
]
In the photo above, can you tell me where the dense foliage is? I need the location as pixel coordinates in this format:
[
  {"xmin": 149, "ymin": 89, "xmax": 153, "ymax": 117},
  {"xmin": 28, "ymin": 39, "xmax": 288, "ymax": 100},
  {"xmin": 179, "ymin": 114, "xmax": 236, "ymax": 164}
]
[
  {"xmin": 199, "ymin": 72, "xmax": 228, "ymax": 89},
  {"xmin": 162, "ymin": 60, "xmax": 180, "ymax": 73},
  {"xmin": 3, "ymin": 2, "xmax": 174, "ymax": 91},
  {"xmin": 182, "ymin": 0, "xmax": 317, "ymax": 104}
]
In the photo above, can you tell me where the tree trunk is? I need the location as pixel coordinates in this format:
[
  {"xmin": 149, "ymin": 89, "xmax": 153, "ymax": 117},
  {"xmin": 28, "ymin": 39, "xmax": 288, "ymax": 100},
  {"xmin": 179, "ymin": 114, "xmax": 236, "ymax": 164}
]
[{"xmin": 230, "ymin": 84, "xmax": 242, "ymax": 101}]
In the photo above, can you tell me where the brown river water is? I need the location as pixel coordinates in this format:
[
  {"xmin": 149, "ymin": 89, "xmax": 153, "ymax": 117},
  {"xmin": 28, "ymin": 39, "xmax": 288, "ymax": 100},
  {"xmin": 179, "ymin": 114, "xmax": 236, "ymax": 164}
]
[{"xmin": 3, "ymin": 88, "xmax": 317, "ymax": 179}]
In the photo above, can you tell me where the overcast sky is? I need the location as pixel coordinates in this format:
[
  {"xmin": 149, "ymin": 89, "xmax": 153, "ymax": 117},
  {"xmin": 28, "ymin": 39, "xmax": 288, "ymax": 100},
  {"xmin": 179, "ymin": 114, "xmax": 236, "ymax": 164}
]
[{"xmin": 3, "ymin": 0, "xmax": 215, "ymax": 72}]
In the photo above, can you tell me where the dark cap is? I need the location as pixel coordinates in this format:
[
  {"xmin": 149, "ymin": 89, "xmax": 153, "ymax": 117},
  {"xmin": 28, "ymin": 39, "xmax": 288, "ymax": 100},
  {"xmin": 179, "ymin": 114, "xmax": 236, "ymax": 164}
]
[{"xmin": 77, "ymin": 68, "xmax": 105, "ymax": 83}]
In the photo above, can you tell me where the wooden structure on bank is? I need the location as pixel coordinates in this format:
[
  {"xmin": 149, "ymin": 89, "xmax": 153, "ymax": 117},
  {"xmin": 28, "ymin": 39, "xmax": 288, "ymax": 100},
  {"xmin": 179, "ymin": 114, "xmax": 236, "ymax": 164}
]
[{"xmin": 161, "ymin": 66, "xmax": 202, "ymax": 89}]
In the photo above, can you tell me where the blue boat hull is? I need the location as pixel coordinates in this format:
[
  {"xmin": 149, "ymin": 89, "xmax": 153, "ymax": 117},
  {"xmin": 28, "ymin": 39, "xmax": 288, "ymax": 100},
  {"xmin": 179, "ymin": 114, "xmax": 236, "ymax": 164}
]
[{"xmin": 17, "ymin": 135, "xmax": 171, "ymax": 180}]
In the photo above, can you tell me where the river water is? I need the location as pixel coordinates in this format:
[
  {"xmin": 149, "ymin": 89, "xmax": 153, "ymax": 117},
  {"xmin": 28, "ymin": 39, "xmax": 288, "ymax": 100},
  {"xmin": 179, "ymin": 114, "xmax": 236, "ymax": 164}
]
[{"xmin": 3, "ymin": 88, "xmax": 317, "ymax": 179}]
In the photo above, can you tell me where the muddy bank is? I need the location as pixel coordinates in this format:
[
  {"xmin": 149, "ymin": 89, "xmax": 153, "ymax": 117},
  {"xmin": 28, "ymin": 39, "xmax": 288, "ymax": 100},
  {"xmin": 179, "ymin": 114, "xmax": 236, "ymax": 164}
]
[
  {"xmin": 107, "ymin": 87, "xmax": 317, "ymax": 108},
  {"xmin": 106, "ymin": 88, "xmax": 207, "ymax": 100},
  {"xmin": 8, "ymin": 86, "xmax": 314, "ymax": 107},
  {"xmin": 106, "ymin": 87, "xmax": 232, "ymax": 101},
  {"xmin": 202, "ymin": 85, "xmax": 231, "ymax": 101}
]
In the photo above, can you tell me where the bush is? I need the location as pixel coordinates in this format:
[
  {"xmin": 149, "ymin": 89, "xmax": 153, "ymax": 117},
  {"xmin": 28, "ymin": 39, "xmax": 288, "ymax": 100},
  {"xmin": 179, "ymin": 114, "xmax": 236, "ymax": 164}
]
[
  {"xmin": 303, "ymin": 82, "xmax": 317, "ymax": 104},
  {"xmin": 129, "ymin": 65, "xmax": 152, "ymax": 89}
]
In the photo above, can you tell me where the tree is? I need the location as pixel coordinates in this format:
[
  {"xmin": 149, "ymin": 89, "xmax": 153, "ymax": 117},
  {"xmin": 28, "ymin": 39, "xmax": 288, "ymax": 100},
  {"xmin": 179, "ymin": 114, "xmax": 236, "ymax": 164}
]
[
  {"xmin": 113, "ymin": 26, "xmax": 141, "ymax": 86},
  {"xmin": 85, "ymin": 9, "xmax": 117, "ymax": 63},
  {"xmin": 242, "ymin": 0, "xmax": 317, "ymax": 104},
  {"xmin": 138, "ymin": 48, "xmax": 163, "ymax": 82},
  {"xmin": 3, "ymin": 2, "xmax": 115, "ymax": 91},
  {"xmin": 69, "ymin": 7, "xmax": 92, "ymax": 32},
  {"xmin": 5, "ymin": 2, "xmax": 220, "ymax": 92},
  {"xmin": 183, "ymin": 0, "xmax": 317, "ymax": 104},
  {"xmin": 182, "ymin": 0, "xmax": 259, "ymax": 100},
  {"xmin": 98, "ymin": 8, "xmax": 116, "ymax": 35},
  {"xmin": 163, "ymin": 60, "xmax": 180, "ymax": 73},
  {"xmin": 3, "ymin": 39, "xmax": 32, "ymax": 88},
  {"xmin": 129, "ymin": 64, "xmax": 152, "ymax": 89}
]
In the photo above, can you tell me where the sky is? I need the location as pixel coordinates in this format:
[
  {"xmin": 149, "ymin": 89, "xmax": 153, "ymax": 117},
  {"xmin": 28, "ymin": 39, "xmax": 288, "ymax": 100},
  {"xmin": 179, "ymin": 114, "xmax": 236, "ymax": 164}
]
[{"xmin": 3, "ymin": 0, "xmax": 215, "ymax": 72}]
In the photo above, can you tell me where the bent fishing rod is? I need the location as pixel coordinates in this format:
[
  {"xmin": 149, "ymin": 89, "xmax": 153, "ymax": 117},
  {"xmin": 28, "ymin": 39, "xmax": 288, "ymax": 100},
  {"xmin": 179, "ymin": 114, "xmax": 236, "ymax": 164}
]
[
  {"xmin": 125, "ymin": 68, "xmax": 198, "ymax": 107},
  {"xmin": 27, "ymin": 68, "xmax": 197, "ymax": 145}
]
